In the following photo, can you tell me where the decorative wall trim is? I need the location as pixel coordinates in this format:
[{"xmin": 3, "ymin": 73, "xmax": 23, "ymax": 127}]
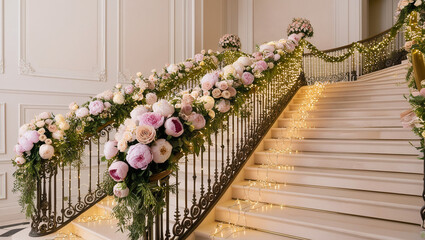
[
  {"xmin": 0, "ymin": 0, "xmax": 3, "ymax": 74},
  {"xmin": 117, "ymin": 0, "xmax": 175, "ymax": 83},
  {"xmin": 0, "ymin": 89, "xmax": 93, "ymax": 97},
  {"xmin": 18, "ymin": 0, "xmax": 106, "ymax": 81},
  {"xmin": 0, "ymin": 172, "xmax": 6, "ymax": 199},
  {"xmin": 0, "ymin": 103, "xmax": 5, "ymax": 154},
  {"xmin": 18, "ymin": 104, "xmax": 68, "ymax": 126}
]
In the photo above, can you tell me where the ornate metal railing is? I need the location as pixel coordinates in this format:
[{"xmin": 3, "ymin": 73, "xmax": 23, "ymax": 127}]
[{"xmin": 303, "ymin": 28, "xmax": 407, "ymax": 85}]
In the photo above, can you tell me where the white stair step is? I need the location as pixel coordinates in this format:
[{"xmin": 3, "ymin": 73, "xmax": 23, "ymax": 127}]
[
  {"xmin": 300, "ymin": 83, "xmax": 407, "ymax": 92},
  {"xmin": 271, "ymin": 128, "xmax": 417, "ymax": 140},
  {"xmin": 294, "ymin": 93, "xmax": 406, "ymax": 102},
  {"xmin": 309, "ymin": 79, "xmax": 406, "ymax": 89},
  {"xmin": 264, "ymin": 138, "xmax": 419, "ymax": 155},
  {"xmin": 244, "ymin": 166, "xmax": 422, "ymax": 195},
  {"xmin": 254, "ymin": 151, "xmax": 422, "ymax": 173},
  {"xmin": 358, "ymin": 70, "xmax": 408, "ymax": 82},
  {"xmin": 357, "ymin": 64, "xmax": 408, "ymax": 78},
  {"xmin": 71, "ymin": 219, "xmax": 126, "ymax": 240},
  {"xmin": 283, "ymin": 107, "xmax": 408, "ymax": 118},
  {"xmin": 300, "ymin": 87, "xmax": 409, "ymax": 98},
  {"xmin": 279, "ymin": 116, "xmax": 403, "ymax": 128},
  {"xmin": 232, "ymin": 181, "xmax": 422, "ymax": 224},
  {"xmin": 288, "ymin": 100, "xmax": 409, "ymax": 111},
  {"xmin": 215, "ymin": 200, "xmax": 422, "ymax": 240},
  {"xmin": 194, "ymin": 222, "xmax": 294, "ymax": 240}
]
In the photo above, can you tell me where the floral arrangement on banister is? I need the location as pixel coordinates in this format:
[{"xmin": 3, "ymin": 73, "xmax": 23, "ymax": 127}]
[
  {"xmin": 11, "ymin": 49, "xmax": 221, "ymax": 218},
  {"xmin": 287, "ymin": 17, "xmax": 314, "ymax": 38},
  {"xmin": 101, "ymin": 32, "xmax": 305, "ymax": 239}
]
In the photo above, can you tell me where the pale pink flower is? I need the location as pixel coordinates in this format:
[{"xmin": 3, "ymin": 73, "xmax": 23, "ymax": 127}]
[
  {"xmin": 136, "ymin": 125, "xmax": 156, "ymax": 144},
  {"xmin": 138, "ymin": 112, "xmax": 164, "ymax": 129},
  {"xmin": 188, "ymin": 113, "xmax": 206, "ymax": 130},
  {"xmin": 113, "ymin": 183, "xmax": 129, "ymax": 198},
  {"xmin": 104, "ymin": 141, "xmax": 119, "ymax": 159},
  {"xmin": 89, "ymin": 100, "xmax": 104, "ymax": 115},
  {"xmin": 24, "ymin": 131, "xmax": 40, "ymax": 143},
  {"xmin": 108, "ymin": 161, "xmax": 129, "ymax": 181},
  {"xmin": 212, "ymin": 88, "xmax": 222, "ymax": 98},
  {"xmin": 18, "ymin": 137, "xmax": 33, "ymax": 152},
  {"xmin": 15, "ymin": 156, "xmax": 26, "ymax": 165},
  {"xmin": 153, "ymin": 100, "xmax": 175, "ymax": 117},
  {"xmin": 164, "ymin": 117, "xmax": 184, "ymax": 137},
  {"xmin": 216, "ymin": 99, "xmax": 231, "ymax": 113},
  {"xmin": 126, "ymin": 143, "xmax": 153, "ymax": 170},
  {"xmin": 39, "ymin": 144, "xmax": 54, "ymax": 159},
  {"xmin": 130, "ymin": 105, "xmax": 149, "ymax": 120},
  {"xmin": 75, "ymin": 107, "xmax": 89, "ymax": 118},
  {"xmin": 151, "ymin": 139, "xmax": 172, "ymax": 163},
  {"xmin": 241, "ymin": 72, "xmax": 254, "ymax": 85},
  {"xmin": 145, "ymin": 93, "xmax": 158, "ymax": 105}
]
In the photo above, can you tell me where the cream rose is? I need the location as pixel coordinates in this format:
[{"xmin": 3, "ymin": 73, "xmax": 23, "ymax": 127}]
[{"xmin": 136, "ymin": 125, "xmax": 156, "ymax": 144}]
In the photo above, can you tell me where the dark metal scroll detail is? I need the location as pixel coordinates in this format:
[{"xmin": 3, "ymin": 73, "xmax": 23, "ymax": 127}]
[{"xmin": 29, "ymin": 127, "xmax": 112, "ymax": 236}]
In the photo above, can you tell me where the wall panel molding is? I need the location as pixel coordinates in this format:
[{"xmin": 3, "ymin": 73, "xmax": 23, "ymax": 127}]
[
  {"xmin": 0, "ymin": 103, "xmax": 5, "ymax": 154},
  {"xmin": 117, "ymin": 0, "xmax": 175, "ymax": 83},
  {"xmin": 19, "ymin": 0, "xmax": 106, "ymax": 81},
  {"xmin": 0, "ymin": 172, "xmax": 6, "ymax": 199},
  {"xmin": 18, "ymin": 104, "xmax": 68, "ymax": 126}
]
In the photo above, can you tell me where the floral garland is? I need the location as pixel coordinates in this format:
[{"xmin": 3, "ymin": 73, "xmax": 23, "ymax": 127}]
[
  {"xmin": 103, "ymin": 33, "xmax": 305, "ymax": 239},
  {"xmin": 287, "ymin": 17, "xmax": 314, "ymax": 38},
  {"xmin": 12, "ymin": 50, "xmax": 223, "ymax": 218},
  {"xmin": 219, "ymin": 34, "xmax": 242, "ymax": 50}
]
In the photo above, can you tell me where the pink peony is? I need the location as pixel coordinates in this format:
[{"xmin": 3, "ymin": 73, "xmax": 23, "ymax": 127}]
[
  {"xmin": 216, "ymin": 99, "xmax": 231, "ymax": 113},
  {"xmin": 39, "ymin": 144, "xmax": 54, "ymax": 159},
  {"xmin": 180, "ymin": 104, "xmax": 193, "ymax": 115},
  {"xmin": 254, "ymin": 61, "xmax": 268, "ymax": 72},
  {"xmin": 194, "ymin": 54, "xmax": 204, "ymax": 62},
  {"xmin": 201, "ymin": 73, "xmax": 219, "ymax": 91},
  {"xmin": 227, "ymin": 87, "xmax": 237, "ymax": 97},
  {"xmin": 89, "ymin": 100, "xmax": 104, "ymax": 115},
  {"xmin": 184, "ymin": 61, "xmax": 193, "ymax": 69},
  {"xmin": 164, "ymin": 117, "xmax": 184, "ymax": 137},
  {"xmin": 138, "ymin": 112, "xmax": 164, "ymax": 129},
  {"xmin": 113, "ymin": 182, "xmax": 129, "ymax": 198},
  {"xmin": 151, "ymin": 139, "xmax": 172, "ymax": 163},
  {"xmin": 188, "ymin": 113, "xmax": 206, "ymax": 130},
  {"xmin": 125, "ymin": 85, "xmax": 134, "ymax": 94},
  {"xmin": 252, "ymin": 52, "xmax": 263, "ymax": 61},
  {"xmin": 126, "ymin": 143, "xmax": 153, "ymax": 170},
  {"xmin": 104, "ymin": 141, "xmax": 119, "ymax": 159},
  {"xmin": 75, "ymin": 107, "xmax": 89, "ymax": 118},
  {"xmin": 19, "ymin": 137, "xmax": 34, "ymax": 152},
  {"xmin": 241, "ymin": 72, "xmax": 254, "ymax": 85},
  {"xmin": 288, "ymin": 34, "xmax": 301, "ymax": 45},
  {"xmin": 130, "ymin": 105, "xmax": 149, "ymax": 120},
  {"xmin": 24, "ymin": 130, "xmax": 40, "ymax": 143},
  {"xmin": 14, "ymin": 144, "xmax": 25, "ymax": 156},
  {"xmin": 108, "ymin": 161, "xmax": 129, "ymax": 181}
]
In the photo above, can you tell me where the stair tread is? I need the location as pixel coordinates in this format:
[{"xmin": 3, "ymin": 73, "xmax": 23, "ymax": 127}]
[
  {"xmin": 265, "ymin": 138, "xmax": 420, "ymax": 145},
  {"xmin": 273, "ymin": 127, "xmax": 414, "ymax": 132},
  {"xmin": 195, "ymin": 222, "xmax": 294, "ymax": 240},
  {"xmin": 233, "ymin": 181, "xmax": 422, "ymax": 207},
  {"xmin": 285, "ymin": 107, "xmax": 408, "ymax": 113},
  {"xmin": 216, "ymin": 200, "xmax": 421, "ymax": 239},
  {"xmin": 246, "ymin": 165, "xmax": 422, "ymax": 181},
  {"xmin": 72, "ymin": 219, "xmax": 126, "ymax": 239}
]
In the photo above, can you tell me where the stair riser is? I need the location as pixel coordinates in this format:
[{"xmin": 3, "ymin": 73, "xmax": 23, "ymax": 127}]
[
  {"xmin": 293, "ymin": 95, "xmax": 406, "ymax": 103},
  {"xmin": 279, "ymin": 119, "xmax": 402, "ymax": 128},
  {"xmin": 232, "ymin": 186, "xmax": 420, "ymax": 224},
  {"xmin": 244, "ymin": 168, "xmax": 421, "ymax": 196},
  {"xmin": 304, "ymin": 80, "xmax": 406, "ymax": 89},
  {"xmin": 271, "ymin": 129, "xmax": 417, "ymax": 140},
  {"xmin": 283, "ymin": 109, "xmax": 405, "ymax": 118},
  {"xmin": 264, "ymin": 140, "xmax": 419, "ymax": 155},
  {"xmin": 216, "ymin": 207, "xmax": 384, "ymax": 240},
  {"xmin": 288, "ymin": 101, "xmax": 409, "ymax": 111},
  {"xmin": 300, "ymin": 84, "xmax": 407, "ymax": 93},
  {"xmin": 254, "ymin": 153, "xmax": 422, "ymax": 173}
]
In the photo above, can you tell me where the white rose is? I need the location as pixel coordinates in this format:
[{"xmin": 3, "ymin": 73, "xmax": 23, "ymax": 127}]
[
  {"xmin": 113, "ymin": 92, "xmax": 125, "ymax": 104},
  {"xmin": 415, "ymin": 0, "xmax": 422, "ymax": 6},
  {"xmin": 151, "ymin": 139, "xmax": 172, "ymax": 163},
  {"xmin": 75, "ymin": 107, "xmax": 89, "ymax": 118},
  {"xmin": 237, "ymin": 57, "xmax": 252, "ymax": 66},
  {"xmin": 259, "ymin": 44, "xmax": 275, "ymax": 53},
  {"xmin": 200, "ymin": 96, "xmax": 215, "ymax": 110},
  {"xmin": 152, "ymin": 99, "xmax": 175, "ymax": 117},
  {"xmin": 36, "ymin": 121, "xmax": 45, "ymax": 128},
  {"xmin": 39, "ymin": 144, "xmax": 54, "ymax": 159}
]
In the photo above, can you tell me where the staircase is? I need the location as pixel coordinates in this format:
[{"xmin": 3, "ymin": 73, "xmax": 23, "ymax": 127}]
[
  {"xmin": 194, "ymin": 62, "xmax": 425, "ymax": 239},
  {"xmin": 12, "ymin": 63, "xmax": 424, "ymax": 240}
]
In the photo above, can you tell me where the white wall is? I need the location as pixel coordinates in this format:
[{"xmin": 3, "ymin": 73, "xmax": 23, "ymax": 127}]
[
  {"xmin": 367, "ymin": 0, "xmax": 399, "ymax": 37},
  {"xmin": 0, "ymin": 0, "xmax": 215, "ymax": 223}
]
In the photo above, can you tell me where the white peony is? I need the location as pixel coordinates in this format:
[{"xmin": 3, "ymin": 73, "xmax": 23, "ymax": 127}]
[
  {"xmin": 199, "ymin": 96, "xmax": 215, "ymax": 110},
  {"xmin": 167, "ymin": 64, "xmax": 179, "ymax": 73},
  {"xmin": 151, "ymin": 139, "xmax": 172, "ymax": 163},
  {"xmin": 113, "ymin": 92, "xmax": 125, "ymax": 104},
  {"xmin": 15, "ymin": 156, "xmax": 26, "ymax": 165},
  {"xmin": 259, "ymin": 44, "xmax": 275, "ymax": 53},
  {"xmin": 152, "ymin": 99, "xmax": 175, "ymax": 117},
  {"xmin": 52, "ymin": 131, "xmax": 64, "ymax": 140},
  {"xmin": 39, "ymin": 144, "xmax": 54, "ymax": 159},
  {"xmin": 130, "ymin": 105, "xmax": 149, "ymax": 120},
  {"xmin": 236, "ymin": 57, "xmax": 252, "ymax": 66},
  {"xmin": 75, "ymin": 107, "xmax": 89, "ymax": 118},
  {"xmin": 223, "ymin": 65, "xmax": 237, "ymax": 78}
]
